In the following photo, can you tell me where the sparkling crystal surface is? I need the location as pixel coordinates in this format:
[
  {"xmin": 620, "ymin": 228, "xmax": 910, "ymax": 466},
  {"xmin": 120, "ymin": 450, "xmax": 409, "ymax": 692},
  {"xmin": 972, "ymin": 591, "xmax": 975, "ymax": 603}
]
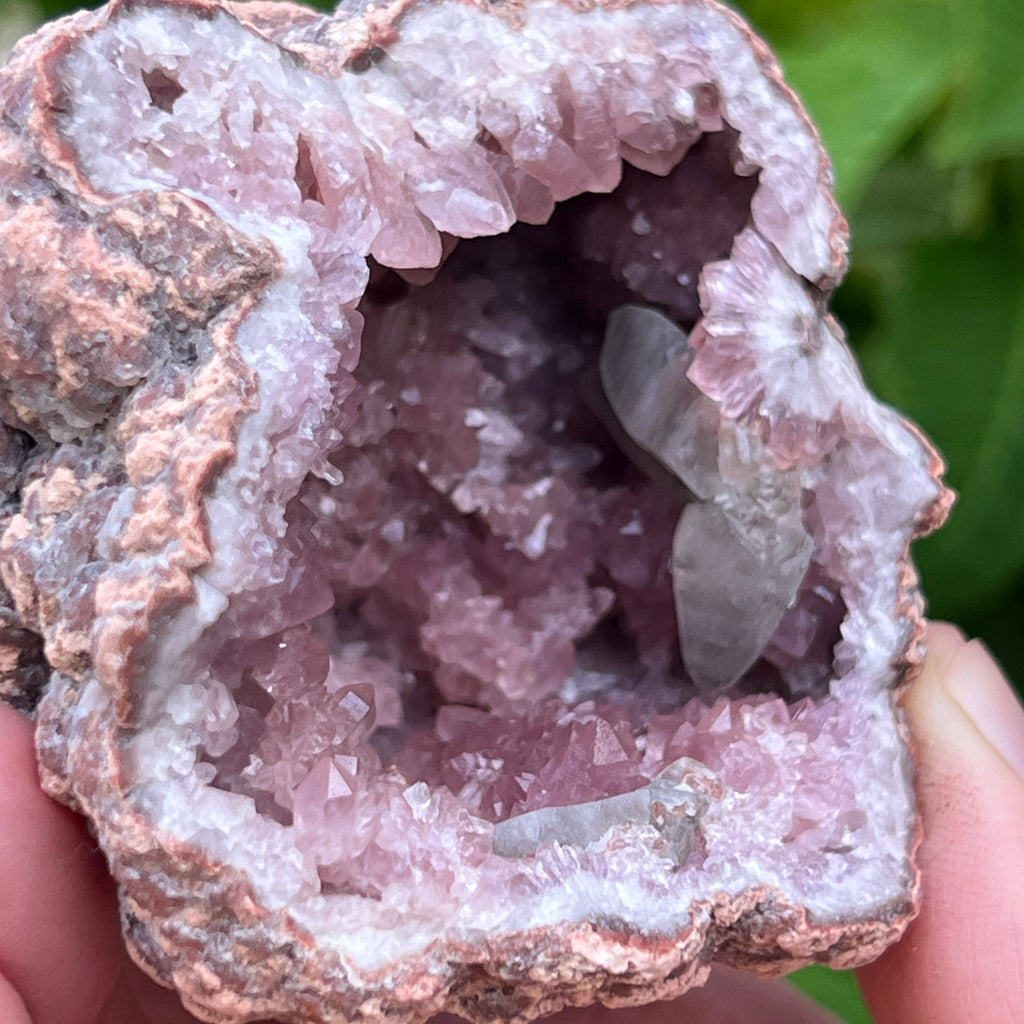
[{"xmin": 0, "ymin": 2, "xmax": 953, "ymax": 1023}]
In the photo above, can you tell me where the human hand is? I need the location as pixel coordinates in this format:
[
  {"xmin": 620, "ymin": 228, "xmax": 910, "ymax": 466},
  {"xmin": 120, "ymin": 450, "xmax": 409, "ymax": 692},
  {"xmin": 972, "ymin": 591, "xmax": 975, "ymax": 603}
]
[
  {"xmin": 857, "ymin": 622, "xmax": 1024, "ymax": 1023},
  {"xmin": 3, "ymin": 622, "xmax": 1021, "ymax": 1023}
]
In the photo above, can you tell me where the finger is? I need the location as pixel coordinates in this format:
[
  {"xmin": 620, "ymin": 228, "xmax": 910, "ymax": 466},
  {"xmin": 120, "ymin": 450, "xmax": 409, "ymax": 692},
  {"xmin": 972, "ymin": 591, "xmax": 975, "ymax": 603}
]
[
  {"xmin": 432, "ymin": 966, "xmax": 842, "ymax": 1024},
  {"xmin": 626, "ymin": 968, "xmax": 845, "ymax": 1024},
  {"xmin": 0, "ymin": 704, "xmax": 124, "ymax": 1024},
  {"xmin": 0, "ymin": 974, "xmax": 32, "ymax": 1024},
  {"xmin": 95, "ymin": 959, "xmax": 149, "ymax": 1024},
  {"xmin": 119, "ymin": 966, "xmax": 210, "ymax": 1024},
  {"xmin": 114, "ymin": 951, "xmax": 245, "ymax": 1024},
  {"xmin": 857, "ymin": 622, "xmax": 1024, "ymax": 1024},
  {"xmin": 98, "ymin": 945, "xmax": 286, "ymax": 1024}
]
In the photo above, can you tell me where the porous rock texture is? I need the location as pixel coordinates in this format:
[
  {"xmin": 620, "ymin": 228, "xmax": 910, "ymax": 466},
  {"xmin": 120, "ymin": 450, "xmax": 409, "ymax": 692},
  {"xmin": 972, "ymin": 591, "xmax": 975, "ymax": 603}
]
[{"xmin": 0, "ymin": 1, "xmax": 954, "ymax": 1022}]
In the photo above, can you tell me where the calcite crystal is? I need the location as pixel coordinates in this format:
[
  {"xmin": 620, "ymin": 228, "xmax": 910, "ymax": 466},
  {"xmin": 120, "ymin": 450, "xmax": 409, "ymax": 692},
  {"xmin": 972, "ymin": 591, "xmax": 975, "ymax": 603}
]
[{"xmin": 0, "ymin": 1, "xmax": 953, "ymax": 1022}]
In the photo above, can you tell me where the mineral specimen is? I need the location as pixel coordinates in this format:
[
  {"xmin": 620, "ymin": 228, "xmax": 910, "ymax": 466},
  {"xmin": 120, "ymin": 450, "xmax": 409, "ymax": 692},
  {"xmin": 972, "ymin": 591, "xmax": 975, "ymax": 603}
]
[{"xmin": 0, "ymin": 1, "xmax": 953, "ymax": 1022}]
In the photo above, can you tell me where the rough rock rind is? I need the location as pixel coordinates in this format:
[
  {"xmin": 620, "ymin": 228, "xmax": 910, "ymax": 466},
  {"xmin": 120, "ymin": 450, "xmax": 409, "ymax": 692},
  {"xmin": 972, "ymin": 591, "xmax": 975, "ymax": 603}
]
[{"xmin": 0, "ymin": 1, "xmax": 952, "ymax": 1022}]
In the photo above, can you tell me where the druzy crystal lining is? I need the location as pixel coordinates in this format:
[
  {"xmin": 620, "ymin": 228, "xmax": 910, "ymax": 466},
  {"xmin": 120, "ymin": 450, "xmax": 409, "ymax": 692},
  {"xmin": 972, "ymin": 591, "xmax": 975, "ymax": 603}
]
[{"xmin": 0, "ymin": 1, "xmax": 951, "ymax": 1021}]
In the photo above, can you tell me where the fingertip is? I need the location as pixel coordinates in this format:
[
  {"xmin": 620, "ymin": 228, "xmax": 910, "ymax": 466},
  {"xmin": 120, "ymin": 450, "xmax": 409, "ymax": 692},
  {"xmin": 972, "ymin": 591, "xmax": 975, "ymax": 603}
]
[
  {"xmin": 0, "ymin": 974, "xmax": 32, "ymax": 1024},
  {"xmin": 940, "ymin": 637, "xmax": 1024, "ymax": 781},
  {"xmin": 859, "ymin": 623, "xmax": 1024, "ymax": 1024},
  {"xmin": 0, "ymin": 705, "xmax": 123, "ymax": 1024},
  {"xmin": 0, "ymin": 701, "xmax": 38, "ymax": 782},
  {"xmin": 430, "ymin": 969, "xmax": 843, "ymax": 1024}
]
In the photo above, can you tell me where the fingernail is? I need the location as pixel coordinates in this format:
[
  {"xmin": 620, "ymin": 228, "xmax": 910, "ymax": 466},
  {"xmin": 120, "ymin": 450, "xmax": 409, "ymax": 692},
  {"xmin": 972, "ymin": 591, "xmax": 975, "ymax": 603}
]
[{"xmin": 940, "ymin": 639, "xmax": 1024, "ymax": 783}]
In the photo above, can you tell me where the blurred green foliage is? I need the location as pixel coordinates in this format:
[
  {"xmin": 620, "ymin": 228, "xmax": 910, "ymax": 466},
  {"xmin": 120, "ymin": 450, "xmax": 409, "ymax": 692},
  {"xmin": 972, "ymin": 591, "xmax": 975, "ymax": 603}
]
[
  {"xmin": 6, "ymin": 1, "xmax": 1024, "ymax": 1022},
  {"xmin": 791, "ymin": 964, "xmax": 874, "ymax": 1024}
]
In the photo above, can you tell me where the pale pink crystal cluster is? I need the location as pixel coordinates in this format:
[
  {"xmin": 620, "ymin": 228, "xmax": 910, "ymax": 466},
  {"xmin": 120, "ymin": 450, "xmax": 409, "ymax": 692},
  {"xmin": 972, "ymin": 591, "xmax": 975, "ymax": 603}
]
[{"xmin": 0, "ymin": 1, "xmax": 952, "ymax": 1022}]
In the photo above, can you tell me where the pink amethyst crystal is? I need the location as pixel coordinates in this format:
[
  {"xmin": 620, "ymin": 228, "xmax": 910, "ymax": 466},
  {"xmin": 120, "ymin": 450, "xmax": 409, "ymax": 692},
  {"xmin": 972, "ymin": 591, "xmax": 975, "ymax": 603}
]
[{"xmin": 0, "ymin": 1, "xmax": 953, "ymax": 1022}]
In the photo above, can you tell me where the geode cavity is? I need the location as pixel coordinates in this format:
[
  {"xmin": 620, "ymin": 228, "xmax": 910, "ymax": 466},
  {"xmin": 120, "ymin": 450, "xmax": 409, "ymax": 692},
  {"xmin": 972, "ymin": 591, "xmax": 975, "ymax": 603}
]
[{"xmin": 0, "ymin": 1, "xmax": 953, "ymax": 1022}]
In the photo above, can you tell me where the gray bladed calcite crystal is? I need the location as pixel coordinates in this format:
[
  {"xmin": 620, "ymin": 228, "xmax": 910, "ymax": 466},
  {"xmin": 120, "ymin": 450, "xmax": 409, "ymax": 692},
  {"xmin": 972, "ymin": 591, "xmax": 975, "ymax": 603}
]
[{"xmin": 600, "ymin": 305, "xmax": 813, "ymax": 691}]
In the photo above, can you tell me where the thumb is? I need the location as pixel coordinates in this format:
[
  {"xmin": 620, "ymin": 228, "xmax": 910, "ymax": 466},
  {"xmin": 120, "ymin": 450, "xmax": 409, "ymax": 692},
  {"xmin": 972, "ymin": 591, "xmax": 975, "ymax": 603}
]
[{"xmin": 857, "ymin": 623, "xmax": 1024, "ymax": 1024}]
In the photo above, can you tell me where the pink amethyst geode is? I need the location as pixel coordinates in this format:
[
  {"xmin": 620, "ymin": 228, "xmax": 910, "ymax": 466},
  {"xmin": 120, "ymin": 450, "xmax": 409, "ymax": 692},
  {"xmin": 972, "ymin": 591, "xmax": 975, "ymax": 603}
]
[{"xmin": 0, "ymin": 1, "xmax": 953, "ymax": 1022}]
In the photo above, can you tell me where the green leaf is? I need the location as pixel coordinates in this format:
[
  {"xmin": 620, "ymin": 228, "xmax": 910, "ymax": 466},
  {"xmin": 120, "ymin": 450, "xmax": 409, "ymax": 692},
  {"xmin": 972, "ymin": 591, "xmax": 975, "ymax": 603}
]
[
  {"xmin": 848, "ymin": 150, "xmax": 990, "ymax": 250},
  {"xmin": 759, "ymin": 0, "xmax": 954, "ymax": 207},
  {"xmin": 935, "ymin": 0, "xmax": 1024, "ymax": 165},
  {"xmin": 34, "ymin": 0, "xmax": 79, "ymax": 20},
  {"xmin": 857, "ymin": 197, "xmax": 1024, "ymax": 616},
  {"xmin": 958, "ymin": 578, "xmax": 1024, "ymax": 686},
  {"xmin": 733, "ymin": 0, "xmax": 870, "ymax": 46},
  {"xmin": 790, "ymin": 966, "xmax": 874, "ymax": 1024}
]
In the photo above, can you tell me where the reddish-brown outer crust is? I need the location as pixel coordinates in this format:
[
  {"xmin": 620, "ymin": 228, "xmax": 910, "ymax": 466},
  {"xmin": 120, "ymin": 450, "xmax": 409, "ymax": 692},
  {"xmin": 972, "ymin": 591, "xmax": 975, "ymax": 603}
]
[
  {"xmin": 893, "ymin": 423, "xmax": 957, "ymax": 687},
  {"xmin": 0, "ymin": 0, "xmax": 280, "ymax": 727},
  {"xmin": 0, "ymin": 2, "xmax": 950, "ymax": 1022}
]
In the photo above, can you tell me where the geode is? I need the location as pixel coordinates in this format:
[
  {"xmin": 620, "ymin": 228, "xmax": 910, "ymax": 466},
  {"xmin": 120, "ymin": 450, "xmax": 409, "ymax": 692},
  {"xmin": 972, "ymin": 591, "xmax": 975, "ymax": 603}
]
[{"xmin": 0, "ymin": 1, "xmax": 953, "ymax": 1022}]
